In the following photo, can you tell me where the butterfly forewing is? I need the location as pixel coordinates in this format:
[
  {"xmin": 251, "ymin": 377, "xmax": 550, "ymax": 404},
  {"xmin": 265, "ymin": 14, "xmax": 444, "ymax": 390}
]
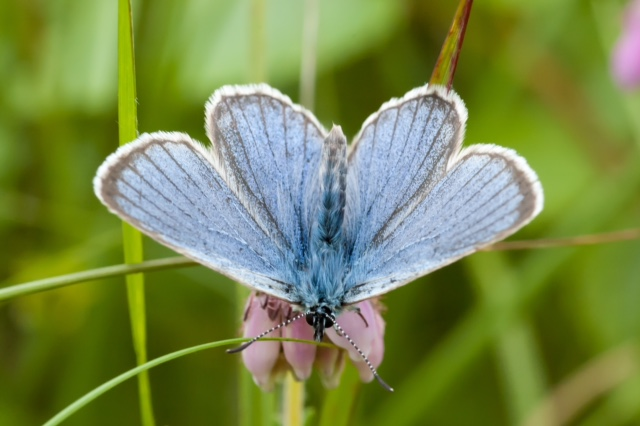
[
  {"xmin": 343, "ymin": 87, "xmax": 543, "ymax": 304},
  {"xmin": 206, "ymin": 85, "xmax": 326, "ymax": 264}
]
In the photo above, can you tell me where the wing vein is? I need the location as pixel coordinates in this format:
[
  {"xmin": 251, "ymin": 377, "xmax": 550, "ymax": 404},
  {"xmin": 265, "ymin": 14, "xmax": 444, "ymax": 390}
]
[
  {"xmin": 115, "ymin": 181, "xmax": 185, "ymax": 235},
  {"xmin": 141, "ymin": 152, "xmax": 213, "ymax": 222},
  {"xmin": 365, "ymin": 157, "xmax": 502, "ymax": 271},
  {"xmin": 426, "ymin": 164, "xmax": 510, "ymax": 242},
  {"xmin": 369, "ymin": 99, "xmax": 446, "ymax": 245}
]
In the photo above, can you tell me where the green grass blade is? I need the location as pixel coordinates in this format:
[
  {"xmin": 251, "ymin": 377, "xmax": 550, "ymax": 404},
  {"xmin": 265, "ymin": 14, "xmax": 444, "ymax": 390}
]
[
  {"xmin": 117, "ymin": 0, "xmax": 154, "ymax": 424},
  {"xmin": 0, "ymin": 257, "xmax": 195, "ymax": 302},
  {"xmin": 43, "ymin": 338, "xmax": 243, "ymax": 426},
  {"xmin": 43, "ymin": 337, "xmax": 330, "ymax": 426}
]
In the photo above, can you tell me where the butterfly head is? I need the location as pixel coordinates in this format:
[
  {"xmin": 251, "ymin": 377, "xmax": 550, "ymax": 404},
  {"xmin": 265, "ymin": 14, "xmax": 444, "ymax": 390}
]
[{"xmin": 305, "ymin": 305, "xmax": 336, "ymax": 342}]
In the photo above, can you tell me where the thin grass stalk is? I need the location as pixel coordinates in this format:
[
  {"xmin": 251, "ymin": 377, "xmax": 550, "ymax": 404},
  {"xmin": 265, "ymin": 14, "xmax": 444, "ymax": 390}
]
[
  {"xmin": 282, "ymin": 373, "xmax": 305, "ymax": 426},
  {"xmin": 0, "ymin": 257, "xmax": 195, "ymax": 302},
  {"xmin": 117, "ymin": 0, "xmax": 154, "ymax": 424},
  {"xmin": 44, "ymin": 337, "xmax": 329, "ymax": 426}
]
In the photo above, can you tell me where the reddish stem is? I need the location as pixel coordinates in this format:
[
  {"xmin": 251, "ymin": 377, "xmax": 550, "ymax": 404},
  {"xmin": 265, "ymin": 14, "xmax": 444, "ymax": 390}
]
[{"xmin": 429, "ymin": 0, "xmax": 474, "ymax": 91}]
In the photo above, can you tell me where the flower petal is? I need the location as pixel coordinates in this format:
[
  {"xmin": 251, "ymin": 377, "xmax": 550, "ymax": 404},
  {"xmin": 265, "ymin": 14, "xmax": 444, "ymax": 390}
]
[
  {"xmin": 241, "ymin": 294, "xmax": 282, "ymax": 391},
  {"xmin": 353, "ymin": 306, "xmax": 385, "ymax": 382},
  {"xmin": 327, "ymin": 301, "xmax": 377, "ymax": 362},
  {"xmin": 315, "ymin": 346, "xmax": 346, "ymax": 389},
  {"xmin": 283, "ymin": 316, "xmax": 317, "ymax": 380}
]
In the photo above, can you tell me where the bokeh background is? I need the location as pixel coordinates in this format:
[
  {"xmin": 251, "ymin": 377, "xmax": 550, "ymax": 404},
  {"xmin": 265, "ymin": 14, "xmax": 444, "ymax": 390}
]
[{"xmin": 0, "ymin": 0, "xmax": 638, "ymax": 425}]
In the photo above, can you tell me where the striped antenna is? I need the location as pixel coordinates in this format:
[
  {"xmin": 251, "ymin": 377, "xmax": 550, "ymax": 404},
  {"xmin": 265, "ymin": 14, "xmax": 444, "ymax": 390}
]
[
  {"xmin": 226, "ymin": 312, "xmax": 308, "ymax": 353},
  {"xmin": 332, "ymin": 320, "xmax": 394, "ymax": 392}
]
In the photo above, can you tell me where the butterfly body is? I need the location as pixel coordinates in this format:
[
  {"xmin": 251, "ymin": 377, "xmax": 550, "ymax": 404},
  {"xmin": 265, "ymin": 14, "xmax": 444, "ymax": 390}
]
[
  {"xmin": 294, "ymin": 125, "xmax": 349, "ymax": 341},
  {"xmin": 95, "ymin": 83, "xmax": 543, "ymax": 349}
]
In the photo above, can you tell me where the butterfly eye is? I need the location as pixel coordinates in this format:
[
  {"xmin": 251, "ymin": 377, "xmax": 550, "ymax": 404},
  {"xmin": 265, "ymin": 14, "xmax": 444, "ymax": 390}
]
[
  {"xmin": 305, "ymin": 312, "xmax": 315, "ymax": 326},
  {"xmin": 323, "ymin": 316, "xmax": 334, "ymax": 328}
]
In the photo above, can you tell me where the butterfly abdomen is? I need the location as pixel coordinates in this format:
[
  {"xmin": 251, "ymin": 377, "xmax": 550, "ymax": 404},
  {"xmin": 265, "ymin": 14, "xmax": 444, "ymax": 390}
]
[{"xmin": 313, "ymin": 126, "xmax": 347, "ymax": 252}]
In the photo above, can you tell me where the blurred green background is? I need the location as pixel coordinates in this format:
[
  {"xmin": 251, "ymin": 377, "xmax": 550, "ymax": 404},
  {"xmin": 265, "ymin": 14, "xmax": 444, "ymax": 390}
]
[{"xmin": 0, "ymin": 0, "xmax": 638, "ymax": 425}]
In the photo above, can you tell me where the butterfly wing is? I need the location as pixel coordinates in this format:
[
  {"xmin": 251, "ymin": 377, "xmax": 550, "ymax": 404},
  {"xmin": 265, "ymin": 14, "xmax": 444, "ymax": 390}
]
[
  {"xmin": 205, "ymin": 85, "xmax": 326, "ymax": 264},
  {"xmin": 94, "ymin": 85, "xmax": 326, "ymax": 301},
  {"xmin": 343, "ymin": 85, "xmax": 543, "ymax": 304}
]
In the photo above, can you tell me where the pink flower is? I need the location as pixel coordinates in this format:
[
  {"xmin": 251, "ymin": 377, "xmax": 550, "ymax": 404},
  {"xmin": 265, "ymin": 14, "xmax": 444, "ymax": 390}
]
[
  {"xmin": 239, "ymin": 292, "xmax": 385, "ymax": 391},
  {"xmin": 611, "ymin": 0, "xmax": 640, "ymax": 89}
]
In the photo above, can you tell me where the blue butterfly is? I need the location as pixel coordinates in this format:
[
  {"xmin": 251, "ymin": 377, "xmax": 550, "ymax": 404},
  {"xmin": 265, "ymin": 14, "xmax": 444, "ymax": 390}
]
[{"xmin": 94, "ymin": 84, "xmax": 543, "ymax": 390}]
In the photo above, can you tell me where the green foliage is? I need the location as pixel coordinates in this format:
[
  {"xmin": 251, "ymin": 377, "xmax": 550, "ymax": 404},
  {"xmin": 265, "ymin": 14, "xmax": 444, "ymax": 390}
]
[{"xmin": 0, "ymin": 0, "xmax": 638, "ymax": 425}]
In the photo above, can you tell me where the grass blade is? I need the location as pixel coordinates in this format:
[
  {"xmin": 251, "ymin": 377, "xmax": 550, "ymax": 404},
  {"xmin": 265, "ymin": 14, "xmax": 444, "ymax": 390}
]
[
  {"xmin": 44, "ymin": 339, "xmax": 245, "ymax": 426},
  {"xmin": 43, "ymin": 337, "xmax": 329, "ymax": 426},
  {"xmin": 117, "ymin": 0, "xmax": 154, "ymax": 423},
  {"xmin": 0, "ymin": 257, "xmax": 195, "ymax": 302}
]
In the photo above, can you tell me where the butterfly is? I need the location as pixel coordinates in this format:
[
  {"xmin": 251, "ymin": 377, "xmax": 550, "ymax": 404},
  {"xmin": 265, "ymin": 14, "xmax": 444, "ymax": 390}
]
[{"xmin": 94, "ymin": 84, "xmax": 543, "ymax": 389}]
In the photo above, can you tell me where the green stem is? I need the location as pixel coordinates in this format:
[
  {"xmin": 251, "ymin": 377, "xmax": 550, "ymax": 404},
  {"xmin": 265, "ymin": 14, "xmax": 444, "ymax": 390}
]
[
  {"xmin": 282, "ymin": 373, "xmax": 305, "ymax": 426},
  {"xmin": 44, "ymin": 339, "xmax": 243, "ymax": 426},
  {"xmin": 0, "ymin": 257, "xmax": 195, "ymax": 302},
  {"xmin": 43, "ymin": 337, "xmax": 328, "ymax": 426},
  {"xmin": 117, "ymin": 0, "xmax": 154, "ymax": 424}
]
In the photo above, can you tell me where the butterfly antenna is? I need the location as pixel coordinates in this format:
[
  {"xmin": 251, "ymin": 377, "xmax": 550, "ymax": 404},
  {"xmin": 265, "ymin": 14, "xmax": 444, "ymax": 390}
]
[
  {"xmin": 332, "ymin": 320, "xmax": 394, "ymax": 392},
  {"xmin": 226, "ymin": 312, "xmax": 308, "ymax": 354}
]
